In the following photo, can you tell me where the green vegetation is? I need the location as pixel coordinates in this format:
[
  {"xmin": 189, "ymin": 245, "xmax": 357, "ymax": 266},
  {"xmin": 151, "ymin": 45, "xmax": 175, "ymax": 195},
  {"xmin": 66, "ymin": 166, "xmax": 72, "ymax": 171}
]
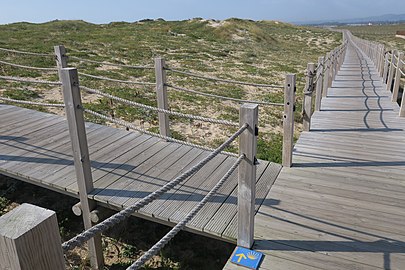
[
  {"xmin": 342, "ymin": 23, "xmax": 405, "ymax": 50},
  {"xmin": 0, "ymin": 19, "xmax": 341, "ymax": 161}
]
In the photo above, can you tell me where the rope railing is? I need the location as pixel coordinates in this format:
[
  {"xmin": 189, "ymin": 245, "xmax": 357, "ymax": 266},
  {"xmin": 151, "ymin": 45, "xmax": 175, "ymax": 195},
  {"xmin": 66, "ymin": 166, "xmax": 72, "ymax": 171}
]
[
  {"xmin": 78, "ymin": 72, "xmax": 155, "ymax": 86},
  {"xmin": 166, "ymin": 83, "xmax": 284, "ymax": 107},
  {"xmin": 0, "ymin": 47, "xmax": 53, "ymax": 57},
  {"xmin": 0, "ymin": 59, "xmax": 58, "ymax": 71},
  {"xmin": 81, "ymin": 86, "xmax": 239, "ymax": 126},
  {"xmin": 0, "ymin": 96, "xmax": 65, "ymax": 107},
  {"xmin": 61, "ymin": 123, "xmax": 247, "ymax": 252},
  {"xmin": 83, "ymin": 108, "xmax": 239, "ymax": 157},
  {"xmin": 165, "ymin": 67, "xmax": 284, "ymax": 88},
  {"xmin": 127, "ymin": 154, "xmax": 245, "ymax": 270},
  {"xmin": 69, "ymin": 55, "xmax": 154, "ymax": 70},
  {"xmin": 0, "ymin": 75, "xmax": 62, "ymax": 85}
]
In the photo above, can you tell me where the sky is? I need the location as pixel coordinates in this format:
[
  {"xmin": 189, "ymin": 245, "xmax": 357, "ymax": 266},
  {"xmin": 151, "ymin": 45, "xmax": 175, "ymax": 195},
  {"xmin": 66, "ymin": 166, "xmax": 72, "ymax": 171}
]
[{"xmin": 0, "ymin": 0, "xmax": 404, "ymax": 25}]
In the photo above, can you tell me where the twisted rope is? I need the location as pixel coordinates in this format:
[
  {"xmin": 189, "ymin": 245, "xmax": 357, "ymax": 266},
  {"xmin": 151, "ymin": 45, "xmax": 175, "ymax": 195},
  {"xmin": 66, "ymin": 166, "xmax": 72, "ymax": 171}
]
[
  {"xmin": 81, "ymin": 86, "xmax": 239, "ymax": 126},
  {"xmin": 166, "ymin": 84, "xmax": 284, "ymax": 107},
  {"xmin": 78, "ymin": 72, "xmax": 155, "ymax": 86},
  {"xmin": 127, "ymin": 154, "xmax": 245, "ymax": 269},
  {"xmin": 0, "ymin": 59, "xmax": 58, "ymax": 71},
  {"xmin": 70, "ymin": 56, "xmax": 153, "ymax": 69},
  {"xmin": 0, "ymin": 75, "xmax": 62, "ymax": 85},
  {"xmin": 400, "ymin": 68, "xmax": 405, "ymax": 77},
  {"xmin": 0, "ymin": 96, "xmax": 65, "ymax": 107},
  {"xmin": 61, "ymin": 124, "xmax": 247, "ymax": 252},
  {"xmin": 0, "ymin": 47, "xmax": 52, "ymax": 57},
  {"xmin": 83, "ymin": 108, "xmax": 239, "ymax": 157},
  {"xmin": 314, "ymin": 63, "xmax": 324, "ymax": 72},
  {"xmin": 165, "ymin": 67, "xmax": 283, "ymax": 88}
]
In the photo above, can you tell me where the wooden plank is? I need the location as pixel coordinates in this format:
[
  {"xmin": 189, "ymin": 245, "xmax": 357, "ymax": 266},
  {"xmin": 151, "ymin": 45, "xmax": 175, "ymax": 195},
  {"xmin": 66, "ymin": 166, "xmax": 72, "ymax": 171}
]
[
  {"xmin": 87, "ymin": 136, "xmax": 163, "ymax": 202},
  {"xmin": 101, "ymin": 140, "xmax": 181, "ymax": 207},
  {"xmin": 106, "ymin": 144, "xmax": 196, "ymax": 208},
  {"xmin": 151, "ymin": 154, "xmax": 228, "ymax": 220},
  {"xmin": 259, "ymin": 191, "xmax": 405, "ymax": 240},
  {"xmin": 49, "ymin": 130, "xmax": 151, "ymax": 191},
  {"xmin": 222, "ymin": 162, "xmax": 282, "ymax": 240},
  {"xmin": 10, "ymin": 123, "xmax": 108, "ymax": 187},
  {"xmin": 203, "ymin": 161, "xmax": 268, "ymax": 237},
  {"xmin": 89, "ymin": 134, "xmax": 156, "ymax": 192},
  {"xmin": 136, "ymin": 147, "xmax": 205, "ymax": 215}
]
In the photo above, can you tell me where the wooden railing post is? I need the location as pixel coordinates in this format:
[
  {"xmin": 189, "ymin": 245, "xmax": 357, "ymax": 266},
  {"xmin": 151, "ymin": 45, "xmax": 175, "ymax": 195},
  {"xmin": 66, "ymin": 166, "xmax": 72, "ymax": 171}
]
[
  {"xmin": 383, "ymin": 52, "xmax": 390, "ymax": 83},
  {"xmin": 154, "ymin": 57, "xmax": 170, "ymax": 137},
  {"xmin": 237, "ymin": 103, "xmax": 258, "ymax": 248},
  {"xmin": 0, "ymin": 204, "xmax": 65, "ymax": 270},
  {"xmin": 323, "ymin": 53, "xmax": 330, "ymax": 97},
  {"xmin": 315, "ymin": 57, "xmax": 324, "ymax": 111},
  {"xmin": 282, "ymin": 74, "xmax": 296, "ymax": 167},
  {"xmin": 379, "ymin": 45, "xmax": 385, "ymax": 76},
  {"xmin": 303, "ymin": 63, "xmax": 315, "ymax": 131},
  {"xmin": 399, "ymin": 87, "xmax": 405, "ymax": 117},
  {"xmin": 54, "ymin": 45, "xmax": 68, "ymax": 71},
  {"xmin": 333, "ymin": 51, "xmax": 338, "ymax": 80},
  {"xmin": 392, "ymin": 52, "xmax": 404, "ymax": 102},
  {"xmin": 386, "ymin": 50, "xmax": 397, "ymax": 92},
  {"xmin": 60, "ymin": 68, "xmax": 104, "ymax": 269}
]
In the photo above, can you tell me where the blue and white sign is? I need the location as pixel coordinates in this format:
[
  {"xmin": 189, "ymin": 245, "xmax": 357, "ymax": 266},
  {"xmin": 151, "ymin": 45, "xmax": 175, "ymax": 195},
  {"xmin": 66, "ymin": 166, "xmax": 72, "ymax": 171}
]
[{"xmin": 230, "ymin": 246, "xmax": 263, "ymax": 269}]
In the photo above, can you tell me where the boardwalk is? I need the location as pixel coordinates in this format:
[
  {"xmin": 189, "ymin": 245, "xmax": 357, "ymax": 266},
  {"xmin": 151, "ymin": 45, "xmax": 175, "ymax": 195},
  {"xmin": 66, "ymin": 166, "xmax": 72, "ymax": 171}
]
[
  {"xmin": 0, "ymin": 103, "xmax": 281, "ymax": 241},
  {"xmin": 224, "ymin": 44, "xmax": 405, "ymax": 268}
]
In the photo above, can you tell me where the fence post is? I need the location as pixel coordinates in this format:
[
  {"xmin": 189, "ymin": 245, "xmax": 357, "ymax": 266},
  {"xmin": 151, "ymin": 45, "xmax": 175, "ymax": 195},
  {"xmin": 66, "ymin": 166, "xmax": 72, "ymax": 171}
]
[
  {"xmin": 392, "ymin": 52, "xmax": 404, "ymax": 102},
  {"xmin": 386, "ymin": 50, "xmax": 397, "ymax": 92},
  {"xmin": 237, "ymin": 103, "xmax": 258, "ymax": 248},
  {"xmin": 382, "ymin": 52, "xmax": 390, "ymax": 83},
  {"xmin": 333, "ymin": 51, "xmax": 338, "ymax": 80},
  {"xmin": 323, "ymin": 53, "xmax": 330, "ymax": 97},
  {"xmin": 315, "ymin": 57, "xmax": 324, "ymax": 111},
  {"xmin": 282, "ymin": 74, "xmax": 296, "ymax": 167},
  {"xmin": 60, "ymin": 68, "xmax": 104, "ymax": 269},
  {"xmin": 303, "ymin": 63, "xmax": 315, "ymax": 131},
  {"xmin": 154, "ymin": 57, "xmax": 170, "ymax": 137},
  {"xmin": 379, "ymin": 45, "xmax": 385, "ymax": 77},
  {"xmin": 399, "ymin": 89, "xmax": 405, "ymax": 117},
  {"xmin": 0, "ymin": 203, "xmax": 65, "ymax": 270},
  {"xmin": 54, "ymin": 45, "xmax": 68, "ymax": 70}
]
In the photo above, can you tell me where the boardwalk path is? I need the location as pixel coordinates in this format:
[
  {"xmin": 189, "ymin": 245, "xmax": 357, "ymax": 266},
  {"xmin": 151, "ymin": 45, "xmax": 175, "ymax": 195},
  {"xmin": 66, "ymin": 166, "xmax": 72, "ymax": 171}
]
[
  {"xmin": 0, "ymin": 105, "xmax": 281, "ymax": 242},
  {"xmin": 224, "ymin": 43, "xmax": 405, "ymax": 268}
]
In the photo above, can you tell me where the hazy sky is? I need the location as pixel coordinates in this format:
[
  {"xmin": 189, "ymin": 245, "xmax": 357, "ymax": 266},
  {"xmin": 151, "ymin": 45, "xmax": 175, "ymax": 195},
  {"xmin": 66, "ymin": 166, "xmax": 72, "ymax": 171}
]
[{"xmin": 0, "ymin": 0, "xmax": 404, "ymax": 24}]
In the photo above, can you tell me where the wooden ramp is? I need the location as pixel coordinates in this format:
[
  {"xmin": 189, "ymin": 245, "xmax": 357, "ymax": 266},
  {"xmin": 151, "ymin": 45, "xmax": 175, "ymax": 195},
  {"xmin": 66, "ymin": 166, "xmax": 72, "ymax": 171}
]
[
  {"xmin": 0, "ymin": 104, "xmax": 281, "ymax": 241},
  {"xmin": 224, "ymin": 45, "xmax": 405, "ymax": 268}
]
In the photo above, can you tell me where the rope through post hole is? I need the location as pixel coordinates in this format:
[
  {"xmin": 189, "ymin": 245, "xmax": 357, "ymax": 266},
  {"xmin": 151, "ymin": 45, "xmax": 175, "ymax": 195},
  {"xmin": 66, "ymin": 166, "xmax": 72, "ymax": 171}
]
[
  {"xmin": 166, "ymin": 84, "xmax": 284, "ymax": 107},
  {"xmin": 165, "ymin": 67, "xmax": 284, "ymax": 88},
  {"xmin": 61, "ymin": 124, "xmax": 247, "ymax": 252},
  {"xmin": 127, "ymin": 154, "xmax": 245, "ymax": 270},
  {"xmin": 83, "ymin": 108, "xmax": 239, "ymax": 157}
]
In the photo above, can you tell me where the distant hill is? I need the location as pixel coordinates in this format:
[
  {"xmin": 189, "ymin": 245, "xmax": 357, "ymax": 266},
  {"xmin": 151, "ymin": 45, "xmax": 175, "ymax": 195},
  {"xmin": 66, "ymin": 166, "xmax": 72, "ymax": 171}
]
[{"xmin": 296, "ymin": 14, "xmax": 405, "ymax": 26}]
